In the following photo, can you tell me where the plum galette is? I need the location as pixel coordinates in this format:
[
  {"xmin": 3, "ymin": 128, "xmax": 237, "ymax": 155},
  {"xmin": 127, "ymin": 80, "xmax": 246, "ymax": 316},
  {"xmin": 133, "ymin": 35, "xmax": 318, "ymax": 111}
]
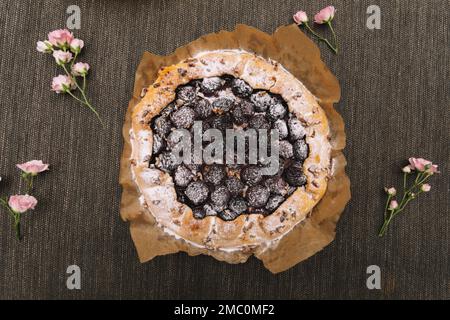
[{"xmin": 129, "ymin": 50, "xmax": 331, "ymax": 253}]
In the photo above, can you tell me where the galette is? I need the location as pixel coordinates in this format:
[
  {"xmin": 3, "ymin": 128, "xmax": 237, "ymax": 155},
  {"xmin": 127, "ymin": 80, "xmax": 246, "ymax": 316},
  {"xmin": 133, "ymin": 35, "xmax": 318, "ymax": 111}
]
[{"xmin": 129, "ymin": 50, "xmax": 331, "ymax": 253}]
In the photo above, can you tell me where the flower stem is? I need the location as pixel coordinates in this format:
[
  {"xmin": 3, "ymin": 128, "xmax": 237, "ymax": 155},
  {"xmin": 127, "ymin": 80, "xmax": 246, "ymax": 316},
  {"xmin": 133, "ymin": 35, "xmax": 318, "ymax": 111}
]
[
  {"xmin": 379, "ymin": 170, "xmax": 431, "ymax": 236},
  {"xmin": 0, "ymin": 198, "xmax": 15, "ymax": 217},
  {"xmin": 70, "ymin": 52, "xmax": 78, "ymax": 69},
  {"xmin": 327, "ymin": 21, "xmax": 339, "ymax": 54},
  {"xmin": 61, "ymin": 64, "xmax": 104, "ymax": 127},
  {"xmin": 303, "ymin": 23, "xmax": 338, "ymax": 54},
  {"xmin": 82, "ymin": 74, "xmax": 86, "ymax": 92},
  {"xmin": 399, "ymin": 172, "xmax": 424, "ymax": 206},
  {"xmin": 0, "ymin": 199, "xmax": 22, "ymax": 240},
  {"xmin": 393, "ymin": 195, "xmax": 415, "ymax": 217},
  {"xmin": 80, "ymin": 95, "xmax": 104, "ymax": 127},
  {"xmin": 415, "ymin": 172, "xmax": 422, "ymax": 184},
  {"xmin": 66, "ymin": 89, "xmax": 87, "ymax": 104},
  {"xmin": 383, "ymin": 194, "xmax": 392, "ymax": 220},
  {"xmin": 304, "ymin": 23, "xmax": 326, "ymax": 40},
  {"xmin": 403, "ymin": 172, "xmax": 407, "ymax": 190},
  {"xmin": 25, "ymin": 175, "xmax": 33, "ymax": 194},
  {"xmin": 379, "ymin": 212, "xmax": 394, "ymax": 237},
  {"xmin": 68, "ymin": 87, "xmax": 104, "ymax": 127},
  {"xmin": 14, "ymin": 213, "xmax": 21, "ymax": 240},
  {"xmin": 417, "ymin": 173, "xmax": 431, "ymax": 185}
]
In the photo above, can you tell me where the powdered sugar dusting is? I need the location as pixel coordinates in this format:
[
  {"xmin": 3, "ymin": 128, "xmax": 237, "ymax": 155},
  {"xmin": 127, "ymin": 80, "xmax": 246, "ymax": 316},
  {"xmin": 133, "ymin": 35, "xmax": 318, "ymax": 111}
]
[{"xmin": 129, "ymin": 49, "xmax": 330, "ymax": 252}]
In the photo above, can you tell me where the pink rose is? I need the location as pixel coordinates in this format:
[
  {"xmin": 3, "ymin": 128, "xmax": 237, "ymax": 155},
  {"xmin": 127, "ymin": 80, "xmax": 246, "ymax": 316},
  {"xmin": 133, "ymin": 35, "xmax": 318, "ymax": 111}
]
[
  {"xmin": 72, "ymin": 62, "xmax": 90, "ymax": 76},
  {"xmin": 48, "ymin": 29, "xmax": 74, "ymax": 47},
  {"xmin": 51, "ymin": 75, "xmax": 75, "ymax": 93},
  {"xmin": 408, "ymin": 157, "xmax": 430, "ymax": 171},
  {"xmin": 8, "ymin": 195, "xmax": 38, "ymax": 213},
  {"xmin": 388, "ymin": 200, "xmax": 398, "ymax": 210},
  {"xmin": 36, "ymin": 40, "xmax": 52, "ymax": 53},
  {"xmin": 421, "ymin": 184, "xmax": 431, "ymax": 192},
  {"xmin": 52, "ymin": 50, "xmax": 73, "ymax": 65},
  {"xmin": 293, "ymin": 11, "xmax": 308, "ymax": 25},
  {"xmin": 314, "ymin": 6, "xmax": 335, "ymax": 24},
  {"xmin": 408, "ymin": 157, "xmax": 439, "ymax": 173},
  {"xmin": 16, "ymin": 160, "xmax": 49, "ymax": 176},
  {"xmin": 70, "ymin": 39, "xmax": 84, "ymax": 53},
  {"xmin": 426, "ymin": 164, "xmax": 439, "ymax": 174}
]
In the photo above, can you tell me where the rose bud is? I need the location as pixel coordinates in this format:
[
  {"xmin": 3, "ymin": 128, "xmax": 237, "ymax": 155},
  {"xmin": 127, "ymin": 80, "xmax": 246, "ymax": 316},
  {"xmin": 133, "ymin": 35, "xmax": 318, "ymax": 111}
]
[
  {"xmin": 384, "ymin": 187, "xmax": 396, "ymax": 196},
  {"xmin": 52, "ymin": 50, "xmax": 73, "ymax": 65},
  {"xmin": 426, "ymin": 164, "xmax": 439, "ymax": 174},
  {"xmin": 314, "ymin": 6, "xmax": 336, "ymax": 24},
  {"xmin": 36, "ymin": 40, "xmax": 53, "ymax": 53},
  {"xmin": 388, "ymin": 200, "xmax": 399, "ymax": 210},
  {"xmin": 71, "ymin": 62, "xmax": 90, "ymax": 76},
  {"xmin": 16, "ymin": 160, "xmax": 49, "ymax": 176},
  {"xmin": 51, "ymin": 75, "xmax": 75, "ymax": 93},
  {"xmin": 402, "ymin": 165, "xmax": 412, "ymax": 173},
  {"xmin": 70, "ymin": 39, "xmax": 84, "ymax": 53},
  {"xmin": 293, "ymin": 11, "xmax": 308, "ymax": 25}
]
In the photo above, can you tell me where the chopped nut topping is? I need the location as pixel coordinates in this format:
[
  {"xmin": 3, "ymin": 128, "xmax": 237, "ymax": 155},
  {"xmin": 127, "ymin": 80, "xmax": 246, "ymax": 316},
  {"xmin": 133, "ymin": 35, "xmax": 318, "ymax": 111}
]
[{"xmin": 177, "ymin": 68, "xmax": 187, "ymax": 77}]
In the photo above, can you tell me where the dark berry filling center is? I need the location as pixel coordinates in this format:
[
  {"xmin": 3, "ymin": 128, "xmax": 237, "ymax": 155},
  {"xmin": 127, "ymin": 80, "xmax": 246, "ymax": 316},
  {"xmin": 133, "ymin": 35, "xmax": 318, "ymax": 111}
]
[{"xmin": 149, "ymin": 75, "xmax": 309, "ymax": 221}]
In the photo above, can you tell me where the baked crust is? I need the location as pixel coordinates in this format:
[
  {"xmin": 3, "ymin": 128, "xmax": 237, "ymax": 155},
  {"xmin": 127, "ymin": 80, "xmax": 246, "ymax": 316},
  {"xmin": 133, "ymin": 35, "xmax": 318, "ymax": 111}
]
[{"xmin": 129, "ymin": 50, "xmax": 331, "ymax": 253}]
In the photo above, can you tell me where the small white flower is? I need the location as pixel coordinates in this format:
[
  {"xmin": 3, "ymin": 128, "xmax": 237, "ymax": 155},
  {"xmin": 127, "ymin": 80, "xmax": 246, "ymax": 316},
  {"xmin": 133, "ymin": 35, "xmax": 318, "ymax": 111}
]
[
  {"xmin": 384, "ymin": 187, "xmax": 396, "ymax": 196},
  {"xmin": 402, "ymin": 165, "xmax": 412, "ymax": 173},
  {"xmin": 36, "ymin": 40, "xmax": 53, "ymax": 53},
  {"xmin": 388, "ymin": 200, "xmax": 398, "ymax": 210}
]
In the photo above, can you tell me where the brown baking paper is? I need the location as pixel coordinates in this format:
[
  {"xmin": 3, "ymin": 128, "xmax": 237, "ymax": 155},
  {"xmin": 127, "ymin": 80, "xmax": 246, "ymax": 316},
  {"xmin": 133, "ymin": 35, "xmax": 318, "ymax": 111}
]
[{"xmin": 119, "ymin": 24, "xmax": 350, "ymax": 273}]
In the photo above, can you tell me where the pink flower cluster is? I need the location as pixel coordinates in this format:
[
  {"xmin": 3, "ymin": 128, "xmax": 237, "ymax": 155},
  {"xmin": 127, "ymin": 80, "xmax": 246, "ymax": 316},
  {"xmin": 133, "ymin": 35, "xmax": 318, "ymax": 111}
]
[
  {"xmin": 37, "ymin": 29, "xmax": 101, "ymax": 124},
  {"xmin": 1, "ymin": 160, "xmax": 49, "ymax": 239},
  {"xmin": 47, "ymin": 29, "xmax": 75, "ymax": 47},
  {"xmin": 37, "ymin": 29, "xmax": 84, "ymax": 53},
  {"xmin": 379, "ymin": 157, "xmax": 439, "ymax": 236},
  {"xmin": 404, "ymin": 157, "xmax": 439, "ymax": 174},
  {"xmin": 36, "ymin": 29, "xmax": 90, "ymax": 94},
  {"xmin": 292, "ymin": 6, "xmax": 338, "ymax": 54}
]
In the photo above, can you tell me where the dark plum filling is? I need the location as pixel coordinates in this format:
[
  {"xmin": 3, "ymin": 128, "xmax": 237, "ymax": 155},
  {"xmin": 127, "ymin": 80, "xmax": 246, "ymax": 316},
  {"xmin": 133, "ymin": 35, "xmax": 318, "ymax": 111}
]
[{"xmin": 149, "ymin": 75, "xmax": 309, "ymax": 221}]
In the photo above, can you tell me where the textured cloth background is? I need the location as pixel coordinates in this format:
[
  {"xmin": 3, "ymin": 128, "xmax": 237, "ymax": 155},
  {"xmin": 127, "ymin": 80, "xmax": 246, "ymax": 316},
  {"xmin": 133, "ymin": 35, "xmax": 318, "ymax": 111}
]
[{"xmin": 0, "ymin": 0, "xmax": 448, "ymax": 299}]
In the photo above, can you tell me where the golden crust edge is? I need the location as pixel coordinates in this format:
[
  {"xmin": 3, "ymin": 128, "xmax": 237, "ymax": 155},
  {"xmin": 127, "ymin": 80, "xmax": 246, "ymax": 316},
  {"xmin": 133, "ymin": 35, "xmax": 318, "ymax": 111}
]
[{"xmin": 129, "ymin": 50, "xmax": 331, "ymax": 252}]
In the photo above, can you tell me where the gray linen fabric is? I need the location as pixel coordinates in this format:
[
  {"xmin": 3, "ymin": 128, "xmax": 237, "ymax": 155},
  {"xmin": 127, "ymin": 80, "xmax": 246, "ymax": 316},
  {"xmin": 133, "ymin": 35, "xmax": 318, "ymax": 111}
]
[{"xmin": 0, "ymin": 0, "xmax": 448, "ymax": 299}]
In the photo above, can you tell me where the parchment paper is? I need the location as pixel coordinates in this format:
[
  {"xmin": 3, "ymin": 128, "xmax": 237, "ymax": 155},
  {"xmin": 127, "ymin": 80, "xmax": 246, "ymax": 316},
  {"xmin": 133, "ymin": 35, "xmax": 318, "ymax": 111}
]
[{"xmin": 119, "ymin": 24, "xmax": 350, "ymax": 273}]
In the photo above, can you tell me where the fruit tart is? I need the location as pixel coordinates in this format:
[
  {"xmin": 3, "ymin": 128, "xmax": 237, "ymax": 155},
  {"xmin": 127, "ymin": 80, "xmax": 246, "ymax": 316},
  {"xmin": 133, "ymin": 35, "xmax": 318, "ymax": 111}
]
[{"xmin": 129, "ymin": 50, "xmax": 331, "ymax": 254}]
